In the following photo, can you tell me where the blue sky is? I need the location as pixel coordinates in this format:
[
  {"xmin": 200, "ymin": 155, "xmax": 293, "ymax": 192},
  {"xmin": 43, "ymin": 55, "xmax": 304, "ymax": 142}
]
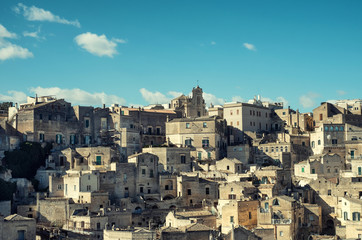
[{"xmin": 0, "ymin": 0, "xmax": 361, "ymax": 111}]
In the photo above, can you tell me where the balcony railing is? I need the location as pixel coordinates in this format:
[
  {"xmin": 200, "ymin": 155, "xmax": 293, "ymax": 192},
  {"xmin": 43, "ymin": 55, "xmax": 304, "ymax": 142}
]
[{"xmin": 271, "ymin": 219, "xmax": 292, "ymax": 224}]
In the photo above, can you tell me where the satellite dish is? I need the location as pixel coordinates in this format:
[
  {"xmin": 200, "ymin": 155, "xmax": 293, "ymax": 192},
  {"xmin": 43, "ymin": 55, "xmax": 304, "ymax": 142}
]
[{"xmin": 327, "ymin": 135, "xmax": 331, "ymax": 140}]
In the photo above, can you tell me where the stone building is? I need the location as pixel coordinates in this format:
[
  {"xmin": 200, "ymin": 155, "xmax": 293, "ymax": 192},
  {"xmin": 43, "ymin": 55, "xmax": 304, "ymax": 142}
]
[
  {"xmin": 294, "ymin": 154, "xmax": 344, "ymax": 180},
  {"xmin": 220, "ymin": 200, "xmax": 259, "ymax": 234},
  {"xmin": 257, "ymin": 195, "xmax": 305, "ymax": 240},
  {"xmin": 176, "ymin": 174, "xmax": 218, "ymax": 207},
  {"xmin": 166, "ymin": 115, "xmax": 227, "ymax": 161},
  {"xmin": 335, "ymin": 99, "xmax": 362, "ymax": 115},
  {"xmin": 169, "ymin": 86, "xmax": 207, "ymax": 118},
  {"xmin": 128, "ymin": 152, "xmax": 159, "ymax": 200},
  {"xmin": 223, "ymin": 100, "xmax": 272, "ymax": 144},
  {"xmin": 119, "ymin": 106, "xmax": 179, "ymax": 147},
  {"xmin": 274, "ymin": 107, "xmax": 313, "ymax": 132},
  {"xmin": 103, "ymin": 227, "xmax": 156, "ymax": 240},
  {"xmin": 142, "ymin": 146, "xmax": 192, "ymax": 173},
  {"xmin": 310, "ymin": 123, "xmax": 346, "ymax": 157},
  {"xmin": 215, "ymin": 158, "xmax": 243, "ymax": 174},
  {"xmin": 0, "ymin": 214, "xmax": 36, "ymax": 240}
]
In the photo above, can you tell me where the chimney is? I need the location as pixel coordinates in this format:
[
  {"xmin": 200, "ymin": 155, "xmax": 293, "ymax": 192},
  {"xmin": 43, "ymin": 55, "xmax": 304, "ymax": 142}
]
[{"xmin": 103, "ymin": 104, "xmax": 105, "ymax": 109}]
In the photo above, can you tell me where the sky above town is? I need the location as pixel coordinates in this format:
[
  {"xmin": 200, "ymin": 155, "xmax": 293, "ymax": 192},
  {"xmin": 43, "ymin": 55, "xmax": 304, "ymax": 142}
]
[{"xmin": 0, "ymin": 0, "xmax": 361, "ymax": 112}]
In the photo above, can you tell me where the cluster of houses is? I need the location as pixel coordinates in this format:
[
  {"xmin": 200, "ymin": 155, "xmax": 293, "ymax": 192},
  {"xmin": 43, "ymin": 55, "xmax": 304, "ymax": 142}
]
[{"xmin": 0, "ymin": 86, "xmax": 362, "ymax": 239}]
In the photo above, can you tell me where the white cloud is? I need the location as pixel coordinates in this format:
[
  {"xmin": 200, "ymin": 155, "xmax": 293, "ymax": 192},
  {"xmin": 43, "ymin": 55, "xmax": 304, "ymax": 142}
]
[
  {"xmin": 203, "ymin": 92, "xmax": 225, "ymax": 106},
  {"xmin": 0, "ymin": 41, "xmax": 34, "ymax": 61},
  {"xmin": 14, "ymin": 3, "xmax": 80, "ymax": 28},
  {"xmin": 0, "ymin": 24, "xmax": 33, "ymax": 61},
  {"xmin": 140, "ymin": 88, "xmax": 170, "ymax": 104},
  {"xmin": 337, "ymin": 90, "xmax": 346, "ymax": 96},
  {"xmin": 75, "ymin": 32, "xmax": 126, "ymax": 57},
  {"xmin": 0, "ymin": 90, "xmax": 27, "ymax": 103},
  {"xmin": 243, "ymin": 42, "xmax": 256, "ymax": 51},
  {"xmin": 168, "ymin": 91, "xmax": 183, "ymax": 98},
  {"xmin": 231, "ymin": 96, "xmax": 244, "ymax": 102},
  {"xmin": 112, "ymin": 38, "xmax": 127, "ymax": 44},
  {"xmin": 210, "ymin": 41, "xmax": 216, "ymax": 45},
  {"xmin": 299, "ymin": 92, "xmax": 319, "ymax": 109},
  {"xmin": 0, "ymin": 24, "xmax": 17, "ymax": 39},
  {"xmin": 29, "ymin": 87, "xmax": 126, "ymax": 106},
  {"xmin": 23, "ymin": 27, "xmax": 43, "ymax": 40}
]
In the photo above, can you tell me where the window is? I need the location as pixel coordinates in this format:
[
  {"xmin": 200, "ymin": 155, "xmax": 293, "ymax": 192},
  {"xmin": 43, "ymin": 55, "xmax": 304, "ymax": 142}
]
[
  {"xmin": 311, "ymin": 141, "xmax": 315, "ymax": 148},
  {"xmin": 344, "ymin": 211, "xmax": 348, "ymax": 220},
  {"xmin": 185, "ymin": 138, "xmax": 192, "ymax": 146},
  {"xmin": 202, "ymin": 139, "xmax": 209, "ymax": 147},
  {"xmin": 237, "ymin": 110, "xmax": 239, "ymax": 115},
  {"xmin": 198, "ymin": 152, "xmax": 202, "ymax": 160},
  {"xmin": 156, "ymin": 127, "xmax": 161, "ymax": 135},
  {"xmin": 330, "ymin": 126, "xmax": 334, "ymax": 131},
  {"xmin": 56, "ymin": 134, "xmax": 62, "ymax": 144},
  {"xmin": 237, "ymin": 121, "xmax": 239, "ymax": 126},
  {"xmin": 332, "ymin": 139, "xmax": 338, "ymax": 144},
  {"xmin": 230, "ymin": 216, "xmax": 234, "ymax": 223},
  {"xmin": 101, "ymin": 118, "xmax": 107, "ymax": 130},
  {"xmin": 57, "ymin": 184, "xmax": 62, "ymax": 190},
  {"xmin": 48, "ymin": 114, "xmax": 52, "ymax": 121},
  {"xmin": 312, "ymin": 169, "xmax": 315, "ymax": 174},
  {"xmin": 96, "ymin": 156, "xmax": 102, "ymax": 165},
  {"xmin": 358, "ymin": 167, "xmax": 362, "ymax": 175},
  {"xmin": 249, "ymin": 212, "xmax": 252, "ymax": 219},
  {"xmin": 39, "ymin": 133, "xmax": 44, "ymax": 142},
  {"xmin": 140, "ymin": 187, "xmax": 144, "ymax": 193},
  {"xmin": 265, "ymin": 147, "xmax": 268, "ymax": 152},
  {"xmin": 340, "ymin": 126, "xmax": 344, "ymax": 131},
  {"xmin": 273, "ymin": 199, "xmax": 279, "ymax": 206},
  {"xmin": 351, "ymin": 150, "xmax": 355, "ymax": 159},
  {"xmin": 318, "ymin": 140, "xmax": 321, "ymax": 145},
  {"xmin": 206, "ymin": 187, "xmax": 210, "ymax": 195},
  {"xmin": 203, "ymin": 122, "xmax": 207, "ymax": 128},
  {"xmin": 227, "ymin": 165, "xmax": 230, "ymax": 170},
  {"xmin": 17, "ymin": 230, "xmax": 25, "ymax": 240},
  {"xmin": 70, "ymin": 134, "xmax": 75, "ymax": 144},
  {"xmin": 280, "ymin": 146, "xmax": 283, "ymax": 152},
  {"xmin": 85, "ymin": 119, "xmax": 90, "ymax": 128},
  {"xmin": 353, "ymin": 212, "xmax": 360, "ymax": 221},
  {"xmin": 187, "ymin": 189, "xmax": 192, "ymax": 195},
  {"xmin": 87, "ymin": 185, "xmax": 91, "ymax": 191},
  {"xmin": 181, "ymin": 155, "xmax": 186, "ymax": 164},
  {"xmin": 328, "ymin": 189, "xmax": 331, "ymax": 196},
  {"xmin": 228, "ymin": 194, "xmax": 236, "ymax": 199},
  {"xmin": 142, "ymin": 169, "xmax": 146, "ymax": 175},
  {"xmin": 324, "ymin": 126, "xmax": 329, "ymax": 131},
  {"xmin": 186, "ymin": 123, "xmax": 190, "ymax": 129},
  {"xmin": 230, "ymin": 110, "xmax": 233, "ymax": 116},
  {"xmin": 280, "ymin": 231, "xmax": 284, "ymax": 237}
]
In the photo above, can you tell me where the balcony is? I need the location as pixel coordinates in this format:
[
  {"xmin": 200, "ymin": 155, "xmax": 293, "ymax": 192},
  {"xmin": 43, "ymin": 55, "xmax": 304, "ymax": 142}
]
[{"xmin": 271, "ymin": 219, "xmax": 292, "ymax": 224}]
